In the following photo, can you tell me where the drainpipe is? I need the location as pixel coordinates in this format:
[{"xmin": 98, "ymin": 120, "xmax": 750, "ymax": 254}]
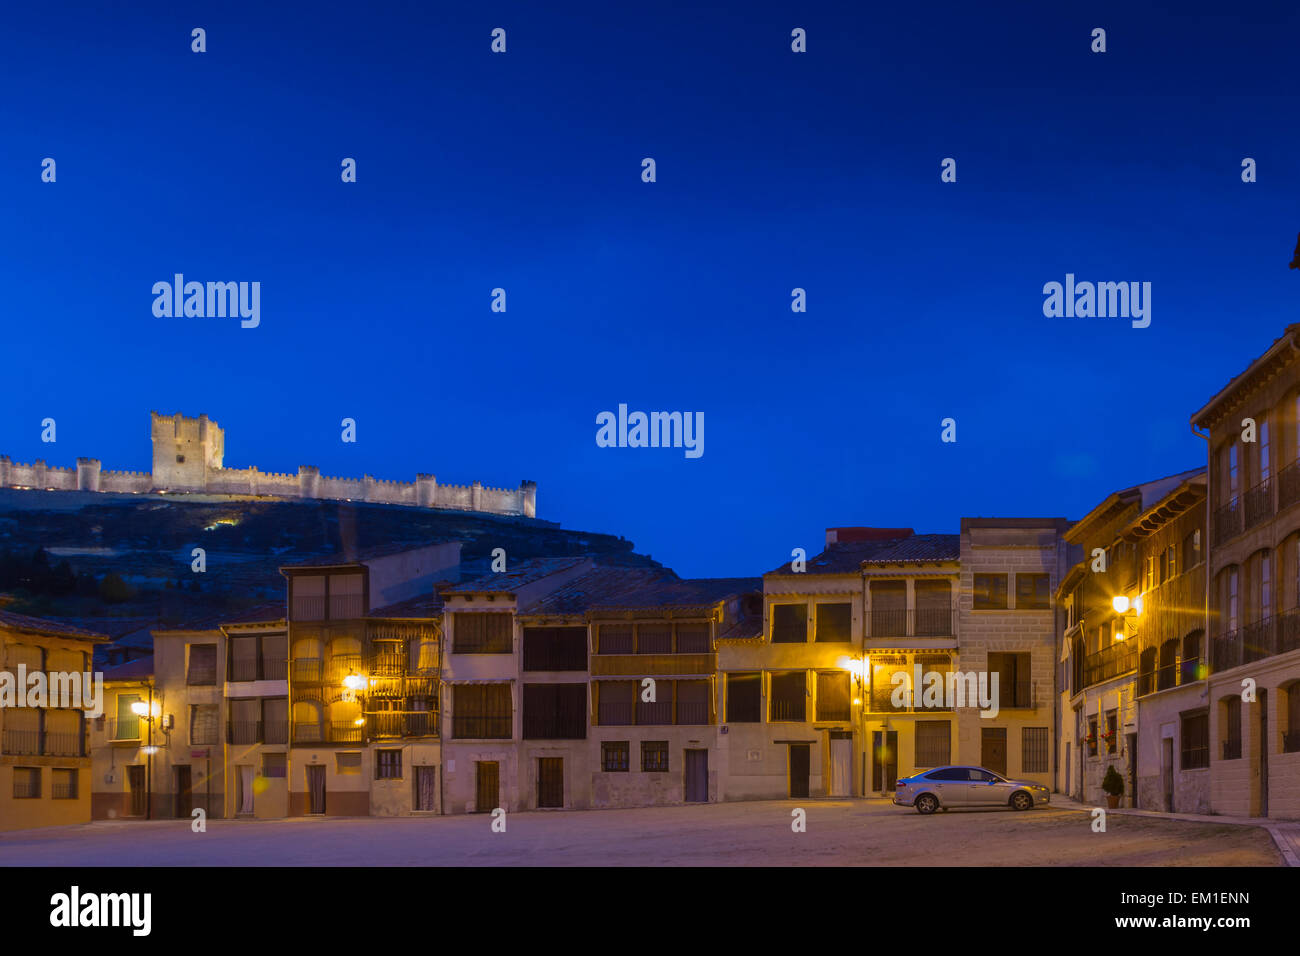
[{"xmin": 1190, "ymin": 422, "xmax": 1210, "ymax": 706}]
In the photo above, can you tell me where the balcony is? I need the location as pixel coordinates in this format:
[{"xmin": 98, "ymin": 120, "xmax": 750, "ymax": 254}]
[
  {"xmin": 1082, "ymin": 642, "xmax": 1137, "ymax": 689},
  {"xmin": 369, "ymin": 649, "xmax": 406, "ymax": 678},
  {"xmin": 1213, "ymin": 497, "xmax": 1242, "ymax": 547},
  {"xmin": 1211, "ymin": 611, "xmax": 1300, "ymax": 672},
  {"xmin": 327, "ymin": 654, "xmax": 364, "ymax": 684},
  {"xmin": 366, "ymin": 711, "xmax": 437, "ymax": 737},
  {"xmin": 229, "ymin": 657, "xmax": 288, "ymax": 682},
  {"xmin": 868, "ymin": 608, "xmax": 953, "ymax": 639},
  {"xmin": 329, "ymin": 721, "xmax": 365, "ymax": 743},
  {"xmin": 676, "ymin": 701, "xmax": 709, "ymax": 724},
  {"xmin": 597, "ymin": 701, "xmax": 634, "ymax": 726},
  {"xmin": 227, "ymin": 721, "xmax": 263, "ymax": 745},
  {"xmin": 1280, "ymin": 458, "xmax": 1300, "ymax": 512},
  {"xmin": 866, "ymin": 690, "xmax": 952, "ymax": 714},
  {"xmin": 291, "ymin": 658, "xmax": 323, "ymax": 683},
  {"xmin": 590, "ymin": 653, "xmax": 714, "ymax": 677},
  {"xmin": 451, "ymin": 716, "xmax": 511, "ymax": 739},
  {"xmin": 292, "ymin": 722, "xmax": 322, "ymax": 743},
  {"xmin": 292, "ymin": 596, "xmax": 326, "ymax": 621},
  {"xmin": 769, "ymin": 700, "xmax": 807, "ymax": 722},
  {"xmin": 2, "ymin": 729, "xmax": 86, "ymax": 757},
  {"xmin": 329, "ymin": 594, "xmax": 365, "ymax": 620},
  {"xmin": 1141, "ymin": 655, "xmax": 1202, "ymax": 696},
  {"xmin": 1243, "ymin": 476, "xmax": 1274, "ymax": 532}
]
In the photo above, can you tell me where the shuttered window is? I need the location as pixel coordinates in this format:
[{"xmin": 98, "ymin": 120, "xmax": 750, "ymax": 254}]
[
  {"xmin": 190, "ymin": 704, "xmax": 218, "ymax": 745},
  {"xmin": 187, "ymin": 644, "xmax": 217, "ymax": 685},
  {"xmin": 815, "ymin": 603, "xmax": 852, "ymax": 643},
  {"xmin": 726, "ymin": 673, "xmax": 761, "ymax": 723},
  {"xmin": 522, "ymin": 683, "xmax": 587, "ymax": 739},
  {"xmin": 915, "ymin": 720, "xmax": 951, "ymax": 767},
  {"xmin": 1022, "ymin": 727, "xmax": 1049, "ymax": 773},
  {"xmin": 771, "ymin": 604, "xmax": 807, "ymax": 643},
  {"xmin": 452, "ymin": 683, "xmax": 512, "ymax": 738},
  {"xmin": 452, "ymin": 614, "xmax": 513, "ymax": 654}
]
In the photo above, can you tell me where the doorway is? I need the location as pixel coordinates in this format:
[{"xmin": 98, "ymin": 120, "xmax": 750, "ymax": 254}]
[
  {"xmin": 1161, "ymin": 737, "xmax": 1174, "ymax": 811},
  {"xmin": 173, "ymin": 765, "xmax": 192, "ymax": 818},
  {"xmin": 414, "ymin": 766, "xmax": 437, "ymax": 811},
  {"xmin": 871, "ymin": 730, "xmax": 897, "ymax": 793},
  {"xmin": 306, "ymin": 764, "xmax": 326, "ymax": 814},
  {"xmin": 127, "ymin": 765, "xmax": 147, "ymax": 816},
  {"xmin": 828, "ymin": 732, "xmax": 852, "ymax": 797},
  {"xmin": 1259, "ymin": 688, "xmax": 1269, "ymax": 817},
  {"xmin": 537, "ymin": 757, "xmax": 563, "ymax": 808},
  {"xmin": 1126, "ymin": 732, "xmax": 1137, "ymax": 809},
  {"xmin": 788, "ymin": 744, "xmax": 810, "ymax": 798},
  {"xmin": 684, "ymin": 749, "xmax": 708, "ymax": 802},
  {"xmin": 238, "ymin": 765, "xmax": 256, "ymax": 814},
  {"xmin": 475, "ymin": 760, "xmax": 499, "ymax": 813},
  {"xmin": 981, "ymin": 727, "xmax": 1007, "ymax": 775}
]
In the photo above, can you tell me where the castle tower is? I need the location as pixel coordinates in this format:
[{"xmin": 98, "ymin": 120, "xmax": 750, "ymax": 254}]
[{"xmin": 150, "ymin": 412, "xmax": 225, "ymax": 492}]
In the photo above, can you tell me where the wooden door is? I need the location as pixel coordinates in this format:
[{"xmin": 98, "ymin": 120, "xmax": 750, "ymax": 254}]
[
  {"xmin": 414, "ymin": 766, "xmax": 436, "ymax": 811},
  {"xmin": 981, "ymin": 727, "xmax": 1007, "ymax": 775},
  {"xmin": 684, "ymin": 749, "xmax": 708, "ymax": 802},
  {"xmin": 788, "ymin": 744, "xmax": 810, "ymax": 798},
  {"xmin": 128, "ymin": 765, "xmax": 147, "ymax": 816},
  {"xmin": 537, "ymin": 757, "xmax": 564, "ymax": 808},
  {"xmin": 307, "ymin": 765, "xmax": 326, "ymax": 814},
  {"xmin": 475, "ymin": 760, "xmax": 499, "ymax": 813},
  {"xmin": 174, "ymin": 765, "xmax": 192, "ymax": 817},
  {"xmin": 871, "ymin": 731, "xmax": 898, "ymax": 792},
  {"xmin": 829, "ymin": 734, "xmax": 851, "ymax": 796},
  {"xmin": 1162, "ymin": 737, "xmax": 1174, "ymax": 810}
]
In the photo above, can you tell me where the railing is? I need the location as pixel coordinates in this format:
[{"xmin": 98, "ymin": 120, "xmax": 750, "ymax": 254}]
[
  {"xmin": 292, "ymin": 722, "xmax": 322, "ymax": 742},
  {"xmin": 329, "ymin": 594, "xmax": 365, "ymax": 619},
  {"xmin": 227, "ymin": 721, "xmax": 263, "ymax": 745},
  {"xmin": 1243, "ymin": 476, "xmax": 1274, "ymax": 532},
  {"xmin": 52, "ymin": 778, "xmax": 78, "ymax": 799},
  {"xmin": 329, "ymin": 721, "xmax": 364, "ymax": 743},
  {"xmin": 1222, "ymin": 739, "xmax": 1242, "ymax": 760},
  {"xmin": 1082, "ymin": 642, "xmax": 1137, "ymax": 688},
  {"xmin": 769, "ymin": 700, "xmax": 806, "ymax": 722},
  {"xmin": 521, "ymin": 639, "xmax": 587, "ymax": 672},
  {"xmin": 13, "ymin": 776, "xmax": 39, "ymax": 799},
  {"xmin": 1210, "ymin": 611, "xmax": 1300, "ymax": 672},
  {"xmin": 229, "ymin": 655, "xmax": 287, "ymax": 682},
  {"xmin": 1213, "ymin": 497, "xmax": 1242, "ymax": 547},
  {"xmin": 675, "ymin": 630, "xmax": 711, "ymax": 654},
  {"xmin": 865, "ymin": 691, "xmax": 952, "ymax": 714},
  {"xmin": 1280, "ymin": 608, "xmax": 1300, "ymax": 654},
  {"xmin": 263, "ymin": 722, "xmax": 288, "ymax": 744},
  {"xmin": 597, "ymin": 702, "xmax": 634, "ymax": 726},
  {"xmin": 2, "ymin": 730, "xmax": 86, "ymax": 757},
  {"xmin": 263, "ymin": 658, "xmax": 287, "ymax": 681},
  {"xmin": 292, "ymin": 596, "xmax": 326, "ymax": 620},
  {"xmin": 868, "ymin": 608, "xmax": 953, "ymax": 638},
  {"xmin": 369, "ymin": 650, "xmax": 405, "ymax": 677},
  {"xmin": 451, "ymin": 715, "xmax": 512, "ymax": 739},
  {"xmin": 367, "ymin": 711, "xmax": 437, "ymax": 737},
  {"xmin": 327, "ymin": 654, "xmax": 364, "ymax": 684},
  {"xmin": 229, "ymin": 658, "xmax": 259, "ymax": 682},
  {"xmin": 291, "ymin": 658, "xmax": 323, "ymax": 683},
  {"xmin": 1280, "ymin": 458, "xmax": 1300, "ymax": 512},
  {"xmin": 636, "ymin": 700, "xmax": 673, "ymax": 724},
  {"xmin": 676, "ymin": 701, "xmax": 709, "ymax": 724}
]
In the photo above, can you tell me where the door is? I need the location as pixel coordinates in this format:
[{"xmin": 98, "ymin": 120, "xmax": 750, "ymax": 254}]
[
  {"xmin": 475, "ymin": 761, "xmax": 499, "ymax": 813},
  {"xmin": 1126, "ymin": 733, "xmax": 1138, "ymax": 808},
  {"xmin": 174, "ymin": 765, "xmax": 192, "ymax": 818},
  {"xmin": 964, "ymin": 768, "xmax": 1004, "ymax": 806},
  {"xmin": 239, "ymin": 765, "xmax": 256, "ymax": 814},
  {"xmin": 414, "ymin": 766, "xmax": 436, "ymax": 811},
  {"xmin": 788, "ymin": 744, "xmax": 810, "ymax": 798},
  {"xmin": 127, "ymin": 765, "xmax": 147, "ymax": 816},
  {"xmin": 871, "ymin": 731, "xmax": 898, "ymax": 793},
  {"xmin": 537, "ymin": 757, "xmax": 563, "ymax": 808},
  {"xmin": 981, "ymin": 727, "xmax": 1007, "ymax": 776},
  {"xmin": 307, "ymin": 765, "xmax": 326, "ymax": 814},
  {"xmin": 1064, "ymin": 742, "xmax": 1071, "ymax": 795},
  {"xmin": 828, "ymin": 733, "xmax": 851, "ymax": 797},
  {"xmin": 1161, "ymin": 737, "xmax": 1174, "ymax": 811},
  {"xmin": 1259, "ymin": 688, "xmax": 1269, "ymax": 817},
  {"xmin": 684, "ymin": 749, "xmax": 708, "ymax": 802}
]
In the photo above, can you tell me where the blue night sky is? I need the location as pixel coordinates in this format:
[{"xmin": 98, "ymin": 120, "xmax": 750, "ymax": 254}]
[{"xmin": 2, "ymin": 2, "xmax": 1297, "ymax": 577}]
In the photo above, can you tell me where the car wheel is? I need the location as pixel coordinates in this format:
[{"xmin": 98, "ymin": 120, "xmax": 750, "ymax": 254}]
[
  {"xmin": 1010, "ymin": 790, "xmax": 1033, "ymax": 811},
  {"xmin": 915, "ymin": 794, "xmax": 939, "ymax": 815}
]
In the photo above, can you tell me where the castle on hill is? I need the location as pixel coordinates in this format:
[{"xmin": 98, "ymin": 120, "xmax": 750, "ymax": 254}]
[{"xmin": 0, "ymin": 412, "xmax": 537, "ymax": 518}]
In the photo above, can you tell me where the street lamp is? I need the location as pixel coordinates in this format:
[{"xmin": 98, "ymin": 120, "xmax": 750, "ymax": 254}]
[{"xmin": 130, "ymin": 693, "xmax": 167, "ymax": 820}]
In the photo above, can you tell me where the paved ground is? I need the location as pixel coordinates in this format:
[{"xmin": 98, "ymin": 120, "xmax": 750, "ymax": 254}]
[{"xmin": 0, "ymin": 799, "xmax": 1283, "ymax": 866}]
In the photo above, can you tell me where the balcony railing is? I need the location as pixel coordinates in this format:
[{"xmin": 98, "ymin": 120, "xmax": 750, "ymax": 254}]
[
  {"xmin": 1210, "ymin": 610, "xmax": 1300, "ymax": 672},
  {"xmin": 769, "ymin": 700, "xmax": 807, "ymax": 722},
  {"xmin": 292, "ymin": 596, "xmax": 326, "ymax": 620},
  {"xmin": 866, "ymin": 690, "xmax": 952, "ymax": 714},
  {"xmin": 2, "ymin": 729, "xmax": 85, "ymax": 757},
  {"xmin": 291, "ymin": 658, "xmax": 323, "ymax": 683},
  {"xmin": 1280, "ymin": 458, "xmax": 1300, "ymax": 512},
  {"xmin": 868, "ymin": 608, "xmax": 954, "ymax": 639},
  {"xmin": 597, "ymin": 702, "xmax": 634, "ymax": 726},
  {"xmin": 676, "ymin": 701, "xmax": 710, "ymax": 724},
  {"xmin": 816, "ymin": 704, "xmax": 852, "ymax": 722},
  {"xmin": 292, "ymin": 722, "xmax": 322, "ymax": 742},
  {"xmin": 1142, "ymin": 655, "xmax": 1202, "ymax": 695},
  {"xmin": 327, "ymin": 654, "xmax": 364, "ymax": 684},
  {"xmin": 1222, "ymin": 739, "xmax": 1242, "ymax": 760},
  {"xmin": 1243, "ymin": 476, "xmax": 1275, "ymax": 532},
  {"xmin": 451, "ymin": 716, "xmax": 512, "ymax": 739},
  {"xmin": 229, "ymin": 658, "xmax": 259, "ymax": 682},
  {"xmin": 263, "ymin": 658, "xmax": 288, "ymax": 681},
  {"xmin": 329, "ymin": 721, "xmax": 365, "ymax": 743},
  {"xmin": 636, "ymin": 700, "xmax": 674, "ymax": 724},
  {"xmin": 366, "ymin": 711, "xmax": 437, "ymax": 737},
  {"xmin": 1082, "ymin": 641, "xmax": 1137, "ymax": 688},
  {"xmin": 227, "ymin": 721, "xmax": 263, "ymax": 745},
  {"xmin": 263, "ymin": 722, "xmax": 288, "ymax": 744},
  {"xmin": 369, "ymin": 650, "xmax": 406, "ymax": 678},
  {"xmin": 996, "ymin": 680, "xmax": 1035, "ymax": 710},
  {"xmin": 1213, "ymin": 497, "xmax": 1242, "ymax": 547}
]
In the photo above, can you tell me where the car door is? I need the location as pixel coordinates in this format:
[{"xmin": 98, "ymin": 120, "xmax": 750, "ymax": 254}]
[
  {"xmin": 925, "ymin": 768, "xmax": 966, "ymax": 805},
  {"xmin": 967, "ymin": 768, "xmax": 1005, "ymax": 806}
]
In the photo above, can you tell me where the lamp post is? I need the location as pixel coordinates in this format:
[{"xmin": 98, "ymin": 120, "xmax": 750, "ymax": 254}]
[{"xmin": 131, "ymin": 690, "xmax": 169, "ymax": 820}]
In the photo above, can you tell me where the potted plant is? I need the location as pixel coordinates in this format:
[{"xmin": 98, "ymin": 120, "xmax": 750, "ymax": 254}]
[{"xmin": 1102, "ymin": 765, "xmax": 1124, "ymax": 809}]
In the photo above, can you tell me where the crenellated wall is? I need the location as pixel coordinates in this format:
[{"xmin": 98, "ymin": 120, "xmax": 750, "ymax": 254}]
[{"xmin": 0, "ymin": 413, "xmax": 539, "ymax": 518}]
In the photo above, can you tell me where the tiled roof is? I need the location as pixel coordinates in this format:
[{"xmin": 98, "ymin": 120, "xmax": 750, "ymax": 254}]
[
  {"xmin": 522, "ymin": 570, "xmax": 761, "ymax": 616},
  {"xmin": 716, "ymin": 610, "xmax": 763, "ymax": 643},
  {"xmin": 221, "ymin": 603, "xmax": 287, "ymax": 626},
  {"xmin": 0, "ymin": 609, "xmax": 109, "ymax": 642},
  {"xmin": 767, "ymin": 534, "xmax": 959, "ymax": 575},
  {"xmin": 102, "ymin": 654, "xmax": 154, "ymax": 680},
  {"xmin": 442, "ymin": 557, "xmax": 590, "ymax": 595},
  {"xmin": 280, "ymin": 541, "xmax": 453, "ymax": 571},
  {"xmin": 368, "ymin": 586, "xmax": 454, "ymax": 619}
]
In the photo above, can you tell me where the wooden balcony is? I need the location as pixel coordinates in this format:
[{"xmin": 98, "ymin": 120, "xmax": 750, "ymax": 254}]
[{"xmin": 589, "ymin": 653, "xmax": 714, "ymax": 677}]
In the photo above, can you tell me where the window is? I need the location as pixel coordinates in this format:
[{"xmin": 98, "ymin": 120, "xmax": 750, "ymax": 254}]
[
  {"xmin": 1227, "ymin": 567, "xmax": 1239, "ymax": 631},
  {"xmin": 229, "ymin": 698, "xmax": 260, "ymax": 744},
  {"xmin": 1261, "ymin": 550, "xmax": 1273, "ymax": 622},
  {"xmin": 522, "ymin": 683, "xmax": 587, "ymax": 739},
  {"xmin": 1087, "ymin": 717, "xmax": 1098, "ymax": 757},
  {"xmin": 988, "ymin": 652, "xmax": 1031, "ymax": 708},
  {"xmin": 1022, "ymin": 727, "xmax": 1049, "ymax": 773},
  {"xmin": 186, "ymin": 644, "xmax": 217, "ymax": 685},
  {"xmin": 1181, "ymin": 711, "xmax": 1209, "ymax": 770},
  {"xmin": 726, "ymin": 673, "xmax": 762, "ymax": 723},
  {"xmin": 915, "ymin": 720, "xmax": 950, "ymax": 767},
  {"xmin": 115, "ymin": 694, "xmax": 142, "ymax": 740},
  {"xmin": 771, "ymin": 604, "xmax": 807, "ymax": 643},
  {"xmin": 636, "ymin": 679, "xmax": 673, "ymax": 725},
  {"xmin": 676, "ymin": 680, "xmax": 709, "ymax": 724},
  {"xmin": 815, "ymin": 603, "xmax": 852, "ymax": 642},
  {"xmin": 637, "ymin": 623, "xmax": 672, "ymax": 654},
  {"xmin": 1286, "ymin": 684, "xmax": 1300, "ymax": 753},
  {"xmin": 973, "ymin": 574, "xmax": 1008, "ymax": 610},
  {"xmin": 190, "ymin": 704, "xmax": 218, "ymax": 746},
  {"xmin": 335, "ymin": 752, "xmax": 362, "ymax": 774},
  {"xmin": 1228, "ymin": 442, "xmax": 1239, "ymax": 497},
  {"xmin": 602, "ymin": 741, "xmax": 630, "ymax": 772},
  {"xmin": 1105, "ymin": 710, "xmax": 1118, "ymax": 754},
  {"xmin": 1158, "ymin": 550, "xmax": 1167, "ymax": 586},
  {"xmin": 1167, "ymin": 543, "xmax": 1177, "ymax": 580},
  {"xmin": 1183, "ymin": 528, "xmax": 1202, "ymax": 570},
  {"xmin": 769, "ymin": 671, "xmax": 806, "ymax": 722},
  {"xmin": 597, "ymin": 625, "xmax": 633, "ymax": 654},
  {"xmin": 261, "ymin": 753, "xmax": 287, "ymax": 778},
  {"xmin": 262, "ymin": 697, "xmax": 289, "ymax": 744},
  {"xmin": 13, "ymin": 767, "xmax": 40, "ymax": 798},
  {"xmin": 453, "ymin": 683, "xmax": 513, "ymax": 738},
  {"xmin": 1261, "ymin": 418, "xmax": 1271, "ymax": 481},
  {"xmin": 229, "ymin": 636, "xmax": 258, "ymax": 681},
  {"xmin": 596, "ymin": 681, "xmax": 635, "ymax": 726},
  {"xmin": 1222, "ymin": 697, "xmax": 1242, "ymax": 760},
  {"xmin": 452, "ymin": 613, "xmax": 513, "ymax": 653},
  {"xmin": 925, "ymin": 768, "xmax": 966, "ymax": 781},
  {"xmin": 521, "ymin": 626, "xmax": 588, "ymax": 671},
  {"xmin": 816, "ymin": 671, "xmax": 852, "ymax": 721},
  {"xmin": 675, "ymin": 623, "xmax": 710, "ymax": 654},
  {"xmin": 1015, "ymin": 574, "xmax": 1050, "ymax": 609},
  {"xmin": 51, "ymin": 768, "xmax": 78, "ymax": 799},
  {"xmin": 641, "ymin": 740, "xmax": 668, "ymax": 772},
  {"xmin": 376, "ymin": 749, "xmax": 402, "ymax": 779}
]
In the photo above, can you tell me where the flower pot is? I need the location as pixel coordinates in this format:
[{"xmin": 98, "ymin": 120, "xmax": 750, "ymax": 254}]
[{"xmin": 1106, "ymin": 794, "xmax": 1120, "ymax": 809}]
